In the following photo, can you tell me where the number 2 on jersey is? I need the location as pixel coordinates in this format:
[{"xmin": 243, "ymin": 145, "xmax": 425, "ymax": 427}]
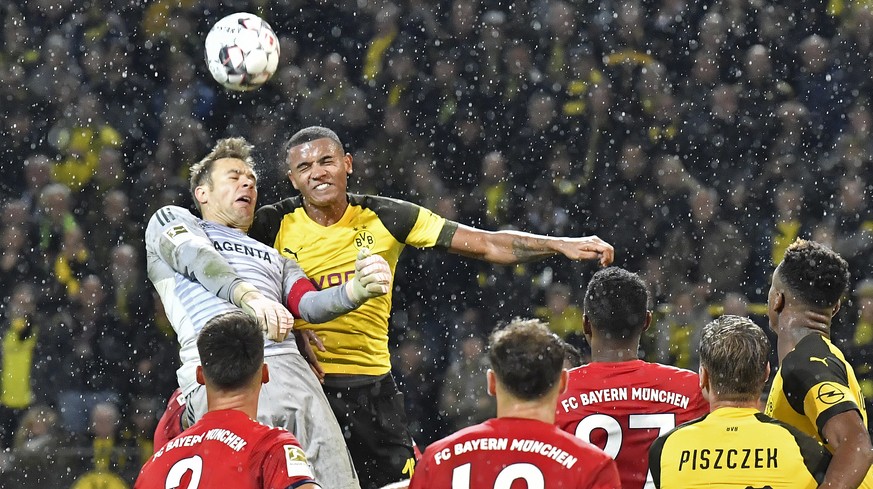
[{"xmin": 165, "ymin": 455, "xmax": 203, "ymax": 489}]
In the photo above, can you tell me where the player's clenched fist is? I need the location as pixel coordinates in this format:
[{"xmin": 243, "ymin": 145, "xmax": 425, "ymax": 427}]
[{"xmin": 345, "ymin": 248, "xmax": 392, "ymax": 305}]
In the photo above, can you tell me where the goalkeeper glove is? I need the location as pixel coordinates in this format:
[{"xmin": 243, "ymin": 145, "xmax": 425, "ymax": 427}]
[{"xmin": 345, "ymin": 248, "xmax": 392, "ymax": 305}]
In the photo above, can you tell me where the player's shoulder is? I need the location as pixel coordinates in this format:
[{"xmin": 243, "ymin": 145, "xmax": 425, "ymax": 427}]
[
  {"xmin": 349, "ymin": 193, "xmax": 443, "ymax": 243},
  {"xmin": 255, "ymin": 196, "xmax": 304, "ymax": 218},
  {"xmin": 750, "ymin": 412, "xmax": 833, "ymax": 459},
  {"xmin": 571, "ymin": 360, "xmax": 699, "ymax": 384},
  {"xmin": 349, "ymin": 193, "xmax": 420, "ymax": 213},
  {"xmin": 782, "ymin": 334, "xmax": 849, "ymax": 377},
  {"xmin": 150, "ymin": 205, "xmax": 195, "ymax": 224},
  {"xmin": 646, "ymin": 361, "xmax": 701, "ymax": 382},
  {"xmin": 251, "ymin": 197, "xmax": 304, "ymax": 245},
  {"xmin": 750, "ymin": 411, "xmax": 813, "ymax": 436},
  {"xmin": 217, "ymin": 415, "xmax": 297, "ymax": 453}
]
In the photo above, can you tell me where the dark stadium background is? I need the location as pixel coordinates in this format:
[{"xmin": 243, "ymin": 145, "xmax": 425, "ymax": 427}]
[{"xmin": 1, "ymin": 0, "xmax": 873, "ymax": 486}]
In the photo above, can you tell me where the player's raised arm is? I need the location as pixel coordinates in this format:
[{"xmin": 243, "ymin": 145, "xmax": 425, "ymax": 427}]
[
  {"xmin": 283, "ymin": 247, "xmax": 392, "ymax": 324},
  {"xmin": 145, "ymin": 205, "xmax": 293, "ymax": 341},
  {"xmin": 448, "ymin": 223, "xmax": 614, "ymax": 266}
]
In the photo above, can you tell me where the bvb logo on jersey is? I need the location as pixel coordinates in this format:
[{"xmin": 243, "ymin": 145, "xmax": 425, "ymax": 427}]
[{"xmin": 353, "ymin": 228, "xmax": 375, "ymax": 251}]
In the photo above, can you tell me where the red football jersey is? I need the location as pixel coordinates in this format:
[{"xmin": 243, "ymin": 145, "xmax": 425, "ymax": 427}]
[
  {"xmin": 555, "ymin": 360, "xmax": 708, "ymax": 489},
  {"xmin": 135, "ymin": 410, "xmax": 317, "ymax": 489},
  {"xmin": 409, "ymin": 417, "xmax": 620, "ymax": 489}
]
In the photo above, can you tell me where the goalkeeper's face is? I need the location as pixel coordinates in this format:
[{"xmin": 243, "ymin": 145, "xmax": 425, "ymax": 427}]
[
  {"xmin": 197, "ymin": 157, "xmax": 258, "ymax": 230},
  {"xmin": 287, "ymin": 137, "xmax": 352, "ymax": 209}
]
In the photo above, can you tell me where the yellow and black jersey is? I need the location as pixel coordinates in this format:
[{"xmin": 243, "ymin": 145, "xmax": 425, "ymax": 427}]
[
  {"xmin": 250, "ymin": 194, "xmax": 457, "ymax": 376},
  {"xmin": 765, "ymin": 333, "xmax": 868, "ymax": 449},
  {"xmin": 649, "ymin": 407, "xmax": 831, "ymax": 489}
]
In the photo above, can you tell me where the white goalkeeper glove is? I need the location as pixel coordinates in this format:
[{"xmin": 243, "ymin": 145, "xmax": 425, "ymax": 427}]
[
  {"xmin": 345, "ymin": 248, "xmax": 392, "ymax": 306},
  {"xmin": 232, "ymin": 282, "xmax": 294, "ymax": 342}
]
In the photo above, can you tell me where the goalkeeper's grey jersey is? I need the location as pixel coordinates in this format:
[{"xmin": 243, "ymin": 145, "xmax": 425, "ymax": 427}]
[{"xmin": 145, "ymin": 205, "xmax": 304, "ymax": 396}]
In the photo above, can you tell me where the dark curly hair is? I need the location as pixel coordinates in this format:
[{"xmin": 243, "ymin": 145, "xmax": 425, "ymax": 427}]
[
  {"xmin": 777, "ymin": 239, "xmax": 849, "ymax": 308},
  {"xmin": 584, "ymin": 267, "xmax": 650, "ymax": 340}
]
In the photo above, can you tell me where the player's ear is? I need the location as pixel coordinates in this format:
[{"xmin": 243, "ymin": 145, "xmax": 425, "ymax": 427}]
[
  {"xmin": 196, "ymin": 366, "xmax": 205, "ymax": 385},
  {"xmin": 486, "ymin": 369, "xmax": 496, "ymax": 397},
  {"xmin": 194, "ymin": 185, "xmax": 208, "ymax": 206},
  {"xmin": 261, "ymin": 364, "xmax": 269, "ymax": 384},
  {"xmin": 287, "ymin": 168, "xmax": 299, "ymax": 190},
  {"xmin": 832, "ymin": 299, "xmax": 841, "ymax": 318},
  {"xmin": 698, "ymin": 366, "xmax": 710, "ymax": 400},
  {"xmin": 582, "ymin": 314, "xmax": 592, "ymax": 337},
  {"xmin": 771, "ymin": 291, "xmax": 785, "ymax": 314},
  {"xmin": 558, "ymin": 369, "xmax": 569, "ymax": 395},
  {"xmin": 642, "ymin": 311, "xmax": 653, "ymax": 332},
  {"xmin": 345, "ymin": 152, "xmax": 353, "ymax": 175}
]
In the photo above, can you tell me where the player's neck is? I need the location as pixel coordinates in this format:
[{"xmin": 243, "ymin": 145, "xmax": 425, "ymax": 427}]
[
  {"xmin": 206, "ymin": 391, "xmax": 259, "ymax": 420},
  {"xmin": 775, "ymin": 309, "xmax": 830, "ymax": 362},
  {"xmin": 589, "ymin": 339, "xmax": 639, "ymax": 363},
  {"xmin": 709, "ymin": 399, "xmax": 761, "ymax": 411},
  {"xmin": 303, "ymin": 199, "xmax": 348, "ymax": 226},
  {"xmin": 497, "ymin": 400, "xmax": 557, "ymax": 424}
]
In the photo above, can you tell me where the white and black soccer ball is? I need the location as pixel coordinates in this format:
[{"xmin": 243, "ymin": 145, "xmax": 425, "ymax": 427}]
[{"xmin": 205, "ymin": 12, "xmax": 280, "ymax": 91}]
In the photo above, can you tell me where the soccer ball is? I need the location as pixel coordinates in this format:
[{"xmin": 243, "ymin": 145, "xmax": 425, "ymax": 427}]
[{"xmin": 205, "ymin": 12, "xmax": 280, "ymax": 91}]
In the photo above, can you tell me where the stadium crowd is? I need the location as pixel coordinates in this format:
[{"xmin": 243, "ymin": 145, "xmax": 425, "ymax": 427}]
[{"xmin": 1, "ymin": 0, "xmax": 873, "ymax": 486}]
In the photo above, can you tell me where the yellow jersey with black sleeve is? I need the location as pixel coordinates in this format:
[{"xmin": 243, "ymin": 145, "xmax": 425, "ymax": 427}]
[
  {"xmin": 250, "ymin": 194, "xmax": 457, "ymax": 376},
  {"xmin": 765, "ymin": 333, "xmax": 868, "ymax": 447},
  {"xmin": 765, "ymin": 333, "xmax": 873, "ymax": 486},
  {"xmin": 648, "ymin": 407, "xmax": 831, "ymax": 489}
]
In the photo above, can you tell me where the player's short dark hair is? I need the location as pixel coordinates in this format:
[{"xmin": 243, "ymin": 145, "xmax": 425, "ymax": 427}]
[
  {"xmin": 197, "ymin": 311, "xmax": 263, "ymax": 390},
  {"xmin": 777, "ymin": 239, "xmax": 849, "ymax": 308},
  {"xmin": 284, "ymin": 126, "xmax": 344, "ymax": 159},
  {"xmin": 700, "ymin": 315, "xmax": 770, "ymax": 402},
  {"xmin": 488, "ymin": 319, "xmax": 565, "ymax": 401},
  {"xmin": 584, "ymin": 267, "xmax": 649, "ymax": 339},
  {"xmin": 189, "ymin": 137, "xmax": 257, "ymax": 211}
]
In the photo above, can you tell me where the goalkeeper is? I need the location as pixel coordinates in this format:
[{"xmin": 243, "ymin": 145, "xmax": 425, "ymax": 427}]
[{"xmin": 145, "ymin": 137, "xmax": 387, "ymax": 489}]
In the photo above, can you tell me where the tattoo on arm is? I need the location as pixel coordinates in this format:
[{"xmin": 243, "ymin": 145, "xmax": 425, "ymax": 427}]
[{"xmin": 511, "ymin": 236, "xmax": 553, "ymax": 262}]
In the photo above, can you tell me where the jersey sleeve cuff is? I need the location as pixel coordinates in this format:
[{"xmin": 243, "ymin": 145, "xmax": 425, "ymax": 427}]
[
  {"xmin": 286, "ymin": 480, "xmax": 320, "ymax": 489},
  {"xmin": 287, "ymin": 278, "xmax": 317, "ymax": 318},
  {"xmin": 436, "ymin": 220, "xmax": 459, "ymax": 248},
  {"xmin": 815, "ymin": 402, "xmax": 861, "ymax": 441}
]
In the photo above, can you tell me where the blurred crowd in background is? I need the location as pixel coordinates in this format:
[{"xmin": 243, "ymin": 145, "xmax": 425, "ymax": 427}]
[{"xmin": 2, "ymin": 0, "xmax": 873, "ymax": 486}]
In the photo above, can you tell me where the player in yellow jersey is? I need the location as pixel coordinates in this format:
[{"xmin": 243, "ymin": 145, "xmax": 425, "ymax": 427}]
[
  {"xmin": 764, "ymin": 239, "xmax": 873, "ymax": 489},
  {"xmin": 649, "ymin": 315, "xmax": 832, "ymax": 488},
  {"xmin": 248, "ymin": 126, "xmax": 614, "ymax": 489}
]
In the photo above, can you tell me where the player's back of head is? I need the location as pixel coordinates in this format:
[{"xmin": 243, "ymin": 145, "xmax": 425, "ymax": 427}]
[
  {"xmin": 197, "ymin": 310, "xmax": 264, "ymax": 390},
  {"xmin": 584, "ymin": 266, "xmax": 649, "ymax": 339},
  {"xmin": 777, "ymin": 239, "xmax": 849, "ymax": 309},
  {"xmin": 488, "ymin": 318, "xmax": 564, "ymax": 401},
  {"xmin": 699, "ymin": 315, "xmax": 770, "ymax": 402},
  {"xmin": 285, "ymin": 126, "xmax": 344, "ymax": 153}
]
